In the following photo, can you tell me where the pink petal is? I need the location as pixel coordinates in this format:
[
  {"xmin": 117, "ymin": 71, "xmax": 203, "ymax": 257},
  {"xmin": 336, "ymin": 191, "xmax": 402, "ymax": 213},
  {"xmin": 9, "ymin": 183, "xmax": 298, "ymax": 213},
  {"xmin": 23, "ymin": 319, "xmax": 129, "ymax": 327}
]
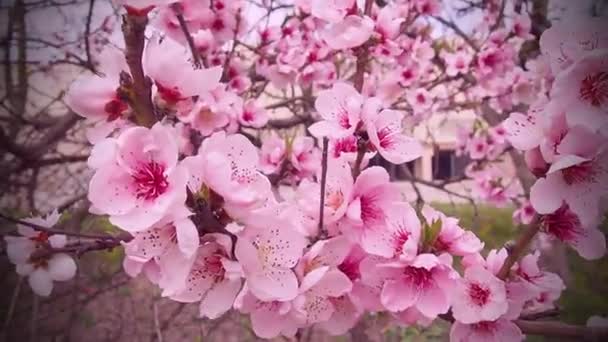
[
  {"xmin": 47, "ymin": 253, "xmax": 77, "ymax": 281},
  {"xmin": 29, "ymin": 269, "xmax": 53, "ymax": 297},
  {"xmin": 199, "ymin": 279, "xmax": 242, "ymax": 319}
]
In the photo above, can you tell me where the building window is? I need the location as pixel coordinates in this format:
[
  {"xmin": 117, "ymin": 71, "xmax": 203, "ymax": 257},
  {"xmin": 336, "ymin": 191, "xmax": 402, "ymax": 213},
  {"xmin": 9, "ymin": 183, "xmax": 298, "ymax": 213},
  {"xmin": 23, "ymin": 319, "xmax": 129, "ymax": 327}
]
[
  {"xmin": 369, "ymin": 155, "xmax": 417, "ymax": 180},
  {"xmin": 432, "ymin": 149, "xmax": 468, "ymax": 181}
]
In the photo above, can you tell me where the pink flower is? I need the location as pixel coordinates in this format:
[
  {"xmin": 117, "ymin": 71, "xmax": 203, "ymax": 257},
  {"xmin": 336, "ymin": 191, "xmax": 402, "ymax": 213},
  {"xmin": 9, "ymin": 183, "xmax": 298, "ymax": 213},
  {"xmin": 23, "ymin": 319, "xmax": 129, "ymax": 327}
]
[
  {"xmin": 320, "ymin": 15, "xmax": 374, "ymax": 50},
  {"xmin": 468, "ymin": 136, "xmax": 489, "ymax": 160},
  {"xmin": 421, "ymin": 205, "xmax": 484, "ymax": 256},
  {"xmin": 289, "ymin": 136, "xmax": 320, "ymax": 178},
  {"xmin": 234, "ymin": 284, "xmax": 301, "ymax": 339},
  {"xmin": 183, "ymin": 132, "xmax": 271, "ymax": 206},
  {"xmin": 511, "ymin": 13, "xmax": 534, "ymax": 40},
  {"xmin": 235, "ymin": 219, "xmax": 308, "ymax": 301},
  {"xmin": 122, "ymin": 213, "xmax": 198, "ymax": 266},
  {"xmin": 360, "ymin": 202, "xmax": 421, "ymax": 260},
  {"xmin": 167, "ymin": 233, "xmax": 243, "ymax": 319},
  {"xmin": 375, "ymin": 4, "xmax": 405, "ymax": 41},
  {"xmin": 368, "ymin": 254, "xmax": 456, "ymax": 319},
  {"xmin": 4, "ymin": 211, "xmax": 77, "ymax": 297},
  {"xmin": 259, "ymin": 133, "xmax": 286, "ymax": 175},
  {"xmin": 88, "ymin": 123, "xmax": 189, "ymax": 232},
  {"xmin": 65, "ymin": 47, "xmax": 130, "ymax": 142},
  {"xmin": 363, "ymin": 108, "xmax": 423, "ymax": 164},
  {"xmin": 450, "ymin": 319, "xmax": 524, "ymax": 342},
  {"xmin": 530, "ymin": 140, "xmax": 608, "ymax": 224},
  {"xmin": 444, "ymin": 51, "xmax": 472, "ymax": 77},
  {"xmin": 538, "ymin": 203, "xmax": 606, "ymax": 260},
  {"xmin": 346, "ymin": 166, "xmax": 402, "ymax": 229},
  {"xmin": 551, "ymin": 50, "xmax": 608, "ymax": 135},
  {"xmin": 145, "ymin": 35, "xmax": 222, "ymax": 105},
  {"xmin": 539, "ymin": 18, "xmax": 608, "ymax": 73},
  {"xmin": 514, "ymin": 252, "xmax": 565, "ymax": 311},
  {"xmin": 311, "ymin": 0, "xmax": 354, "ymax": 23},
  {"xmin": 237, "ymin": 99, "xmax": 268, "ymax": 128},
  {"xmin": 309, "ymin": 82, "xmax": 364, "ymax": 139},
  {"xmin": 512, "ymin": 200, "xmax": 536, "ymax": 225},
  {"xmin": 451, "ymin": 265, "xmax": 508, "ymax": 324},
  {"xmin": 415, "ymin": 0, "xmax": 441, "ymax": 16}
]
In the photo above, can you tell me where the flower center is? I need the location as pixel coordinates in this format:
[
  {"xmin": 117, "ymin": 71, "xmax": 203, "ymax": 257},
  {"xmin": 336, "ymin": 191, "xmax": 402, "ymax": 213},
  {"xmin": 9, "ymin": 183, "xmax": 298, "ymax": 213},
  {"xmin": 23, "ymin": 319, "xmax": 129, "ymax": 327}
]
[
  {"xmin": 562, "ymin": 161, "xmax": 595, "ymax": 185},
  {"xmin": 402, "ymin": 266, "xmax": 432, "ymax": 290},
  {"xmin": 156, "ymin": 82, "xmax": 185, "ymax": 104},
  {"xmin": 326, "ymin": 190, "xmax": 344, "ymax": 211},
  {"xmin": 132, "ymin": 161, "xmax": 169, "ymax": 200},
  {"xmin": 338, "ymin": 260, "xmax": 360, "ymax": 281},
  {"xmin": 104, "ymin": 97, "xmax": 128, "ymax": 121},
  {"xmin": 540, "ymin": 204, "xmax": 582, "ymax": 242},
  {"xmin": 579, "ymin": 71, "xmax": 608, "ymax": 107},
  {"xmin": 468, "ymin": 283, "xmax": 491, "ymax": 306},
  {"xmin": 377, "ymin": 127, "xmax": 396, "ymax": 149},
  {"xmin": 392, "ymin": 229, "xmax": 410, "ymax": 255}
]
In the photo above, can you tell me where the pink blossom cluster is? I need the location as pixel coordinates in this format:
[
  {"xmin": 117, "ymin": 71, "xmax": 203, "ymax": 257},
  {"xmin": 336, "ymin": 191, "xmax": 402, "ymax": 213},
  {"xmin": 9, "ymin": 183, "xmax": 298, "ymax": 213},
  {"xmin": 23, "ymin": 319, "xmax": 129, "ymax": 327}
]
[
  {"xmin": 4, "ymin": 0, "xmax": 607, "ymax": 341},
  {"xmin": 504, "ymin": 18, "xmax": 608, "ymax": 261},
  {"xmin": 4, "ymin": 211, "xmax": 77, "ymax": 296}
]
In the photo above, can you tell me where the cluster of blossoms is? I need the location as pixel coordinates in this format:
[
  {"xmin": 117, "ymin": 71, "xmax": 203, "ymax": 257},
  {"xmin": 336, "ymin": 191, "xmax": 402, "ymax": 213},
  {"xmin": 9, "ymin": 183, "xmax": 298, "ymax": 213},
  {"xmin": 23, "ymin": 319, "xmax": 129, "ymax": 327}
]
[
  {"xmin": 3, "ymin": 0, "xmax": 608, "ymax": 341},
  {"xmin": 504, "ymin": 18, "xmax": 608, "ymax": 261}
]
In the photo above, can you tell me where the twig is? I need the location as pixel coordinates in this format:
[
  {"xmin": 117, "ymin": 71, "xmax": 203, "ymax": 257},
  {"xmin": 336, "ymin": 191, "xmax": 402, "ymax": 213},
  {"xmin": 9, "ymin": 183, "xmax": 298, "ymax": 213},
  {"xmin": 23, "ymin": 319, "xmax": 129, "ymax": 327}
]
[
  {"xmin": 515, "ymin": 320, "xmax": 608, "ymax": 341},
  {"xmin": 83, "ymin": 0, "xmax": 96, "ymax": 72},
  {"xmin": 171, "ymin": 3, "xmax": 202, "ymax": 68},
  {"xmin": 0, "ymin": 276, "xmax": 22, "ymax": 342},
  {"xmin": 497, "ymin": 219, "xmax": 540, "ymax": 279},
  {"xmin": 318, "ymin": 138, "xmax": 329, "ymax": 235},
  {"xmin": 153, "ymin": 302, "xmax": 163, "ymax": 342},
  {"xmin": 121, "ymin": 13, "xmax": 156, "ymax": 127},
  {"xmin": 29, "ymin": 295, "xmax": 38, "ymax": 342},
  {"xmin": 0, "ymin": 213, "xmax": 124, "ymax": 241}
]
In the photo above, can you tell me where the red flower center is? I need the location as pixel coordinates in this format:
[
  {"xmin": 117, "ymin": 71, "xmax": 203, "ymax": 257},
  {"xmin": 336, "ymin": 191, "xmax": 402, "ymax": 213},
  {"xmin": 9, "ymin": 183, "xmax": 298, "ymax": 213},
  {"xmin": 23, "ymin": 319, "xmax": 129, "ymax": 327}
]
[
  {"xmin": 104, "ymin": 97, "xmax": 128, "ymax": 121},
  {"xmin": 132, "ymin": 161, "xmax": 169, "ymax": 200},
  {"xmin": 579, "ymin": 71, "xmax": 608, "ymax": 107},
  {"xmin": 156, "ymin": 82, "xmax": 186, "ymax": 104},
  {"xmin": 540, "ymin": 204, "xmax": 582, "ymax": 242},
  {"xmin": 468, "ymin": 283, "xmax": 490, "ymax": 306},
  {"xmin": 402, "ymin": 266, "xmax": 433, "ymax": 290},
  {"xmin": 562, "ymin": 161, "xmax": 595, "ymax": 185},
  {"xmin": 392, "ymin": 229, "xmax": 410, "ymax": 255},
  {"xmin": 339, "ymin": 259, "xmax": 360, "ymax": 281}
]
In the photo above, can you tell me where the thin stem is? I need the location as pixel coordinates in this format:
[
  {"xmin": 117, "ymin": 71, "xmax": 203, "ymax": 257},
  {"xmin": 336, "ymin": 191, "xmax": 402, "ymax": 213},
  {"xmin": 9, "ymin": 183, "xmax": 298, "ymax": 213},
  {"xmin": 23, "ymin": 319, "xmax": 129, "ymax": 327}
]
[
  {"xmin": 0, "ymin": 276, "xmax": 22, "ymax": 342},
  {"xmin": 0, "ymin": 213, "xmax": 121, "ymax": 240},
  {"xmin": 497, "ymin": 219, "xmax": 540, "ymax": 280},
  {"xmin": 318, "ymin": 138, "xmax": 329, "ymax": 235},
  {"xmin": 171, "ymin": 3, "xmax": 202, "ymax": 68},
  {"xmin": 121, "ymin": 13, "xmax": 156, "ymax": 127}
]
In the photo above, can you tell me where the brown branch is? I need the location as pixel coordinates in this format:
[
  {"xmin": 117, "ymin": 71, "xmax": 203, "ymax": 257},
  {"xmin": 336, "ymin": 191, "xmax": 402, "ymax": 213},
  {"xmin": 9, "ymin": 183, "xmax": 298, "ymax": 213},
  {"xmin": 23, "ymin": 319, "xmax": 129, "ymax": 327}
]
[
  {"xmin": 317, "ymin": 138, "xmax": 329, "ymax": 235},
  {"xmin": 121, "ymin": 13, "xmax": 156, "ymax": 127},
  {"xmin": 0, "ymin": 212, "xmax": 128, "ymax": 241},
  {"xmin": 83, "ymin": 0, "xmax": 96, "ymax": 72},
  {"xmin": 171, "ymin": 3, "xmax": 202, "ymax": 68},
  {"xmin": 431, "ymin": 16, "xmax": 479, "ymax": 52},
  {"xmin": 515, "ymin": 320, "xmax": 608, "ymax": 341},
  {"xmin": 497, "ymin": 219, "xmax": 540, "ymax": 280}
]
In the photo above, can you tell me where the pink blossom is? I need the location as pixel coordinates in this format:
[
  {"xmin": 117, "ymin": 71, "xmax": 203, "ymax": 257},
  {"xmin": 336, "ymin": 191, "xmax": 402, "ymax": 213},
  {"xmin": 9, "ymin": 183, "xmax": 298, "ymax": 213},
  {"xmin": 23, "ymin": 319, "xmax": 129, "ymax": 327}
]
[
  {"xmin": 346, "ymin": 166, "xmax": 402, "ymax": 229},
  {"xmin": 145, "ymin": 35, "xmax": 222, "ymax": 105},
  {"xmin": 444, "ymin": 51, "xmax": 473, "ymax": 77},
  {"xmin": 4, "ymin": 211, "xmax": 76, "ymax": 297},
  {"xmin": 167, "ymin": 233, "xmax": 243, "ymax": 319},
  {"xmin": 235, "ymin": 219, "xmax": 308, "ymax": 301},
  {"xmin": 538, "ymin": 204, "xmax": 606, "ymax": 260},
  {"xmin": 375, "ymin": 4, "xmax": 405, "ymax": 41},
  {"xmin": 421, "ymin": 205, "xmax": 484, "ymax": 256},
  {"xmin": 65, "ymin": 47, "xmax": 130, "ymax": 142},
  {"xmin": 368, "ymin": 254, "xmax": 456, "ymax": 319},
  {"xmin": 321, "ymin": 15, "xmax": 374, "ymax": 50},
  {"xmin": 451, "ymin": 265, "xmax": 508, "ymax": 324},
  {"xmin": 511, "ymin": 14, "xmax": 534, "ymax": 40},
  {"xmin": 450, "ymin": 319, "xmax": 524, "ymax": 342},
  {"xmin": 309, "ymin": 82, "xmax": 364, "ymax": 139},
  {"xmin": 234, "ymin": 284, "xmax": 301, "ymax": 339},
  {"xmin": 237, "ymin": 99, "xmax": 268, "ymax": 128},
  {"xmin": 360, "ymin": 202, "xmax": 421, "ymax": 260},
  {"xmin": 530, "ymin": 137, "xmax": 608, "ymax": 224},
  {"xmin": 311, "ymin": 0, "xmax": 354, "ymax": 23},
  {"xmin": 551, "ymin": 50, "xmax": 608, "ymax": 135},
  {"xmin": 183, "ymin": 132, "xmax": 271, "ymax": 206},
  {"xmin": 259, "ymin": 133, "xmax": 286, "ymax": 174},
  {"xmin": 513, "ymin": 200, "xmax": 536, "ymax": 225},
  {"xmin": 88, "ymin": 123, "xmax": 189, "ymax": 232},
  {"xmin": 415, "ymin": 0, "xmax": 441, "ymax": 16},
  {"xmin": 468, "ymin": 136, "xmax": 489, "ymax": 160},
  {"xmin": 514, "ymin": 252, "xmax": 565, "ymax": 313},
  {"xmin": 363, "ymin": 107, "xmax": 423, "ymax": 164}
]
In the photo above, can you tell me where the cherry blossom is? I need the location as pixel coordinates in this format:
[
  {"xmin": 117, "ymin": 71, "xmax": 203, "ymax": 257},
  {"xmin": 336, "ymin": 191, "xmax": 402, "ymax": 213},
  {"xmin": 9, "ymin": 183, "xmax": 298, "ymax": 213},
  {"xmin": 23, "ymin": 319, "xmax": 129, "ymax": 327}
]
[
  {"xmin": 451, "ymin": 265, "xmax": 508, "ymax": 324},
  {"xmin": 88, "ymin": 123, "xmax": 189, "ymax": 232}
]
